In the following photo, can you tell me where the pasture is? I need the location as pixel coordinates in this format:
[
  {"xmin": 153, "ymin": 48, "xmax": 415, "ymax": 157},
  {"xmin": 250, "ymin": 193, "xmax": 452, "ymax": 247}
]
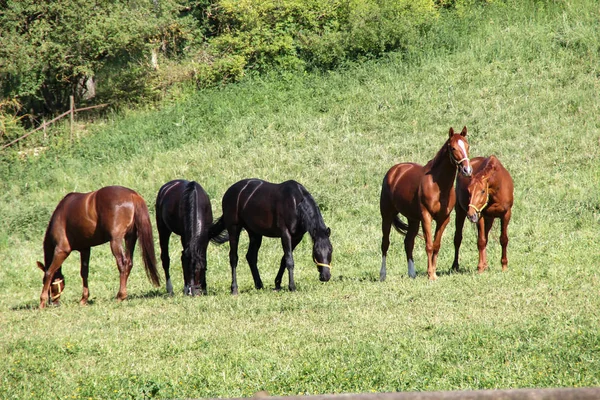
[{"xmin": 1, "ymin": 1, "xmax": 599, "ymax": 398}]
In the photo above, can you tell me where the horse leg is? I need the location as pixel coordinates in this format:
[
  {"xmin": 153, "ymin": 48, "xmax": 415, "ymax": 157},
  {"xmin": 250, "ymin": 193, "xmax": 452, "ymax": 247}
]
[
  {"xmin": 500, "ymin": 209, "xmax": 511, "ymax": 271},
  {"xmin": 228, "ymin": 225, "xmax": 242, "ymax": 295},
  {"xmin": 158, "ymin": 224, "xmax": 173, "ymax": 295},
  {"xmin": 452, "ymin": 207, "xmax": 467, "ymax": 272},
  {"xmin": 80, "ymin": 248, "xmax": 91, "ymax": 305},
  {"xmin": 431, "ymin": 216, "xmax": 451, "ymax": 277},
  {"xmin": 39, "ymin": 250, "xmax": 69, "ymax": 309},
  {"xmin": 274, "ymin": 235, "xmax": 302, "ymax": 291},
  {"xmin": 281, "ymin": 231, "xmax": 296, "ymax": 291},
  {"xmin": 110, "ymin": 238, "xmax": 130, "ymax": 301},
  {"xmin": 246, "ymin": 232, "xmax": 264, "ymax": 290},
  {"xmin": 420, "ymin": 211, "xmax": 437, "ymax": 280},
  {"xmin": 404, "ymin": 220, "xmax": 420, "ymax": 279},
  {"xmin": 379, "ymin": 212, "xmax": 393, "ymax": 282},
  {"xmin": 476, "ymin": 217, "xmax": 494, "ymax": 273}
]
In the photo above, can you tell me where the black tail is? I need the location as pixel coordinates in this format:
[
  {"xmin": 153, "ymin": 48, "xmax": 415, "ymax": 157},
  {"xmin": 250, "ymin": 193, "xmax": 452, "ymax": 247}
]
[
  {"xmin": 208, "ymin": 216, "xmax": 229, "ymax": 245},
  {"xmin": 392, "ymin": 216, "xmax": 409, "ymax": 236},
  {"xmin": 392, "ymin": 216, "xmax": 424, "ymax": 240}
]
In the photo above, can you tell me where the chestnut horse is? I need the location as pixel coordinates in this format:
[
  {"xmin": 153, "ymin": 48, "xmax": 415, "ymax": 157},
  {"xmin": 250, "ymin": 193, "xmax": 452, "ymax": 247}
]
[
  {"xmin": 452, "ymin": 155, "xmax": 514, "ymax": 273},
  {"xmin": 211, "ymin": 179, "xmax": 333, "ymax": 294},
  {"xmin": 380, "ymin": 127, "xmax": 473, "ymax": 281},
  {"xmin": 155, "ymin": 179, "xmax": 228, "ymax": 296},
  {"xmin": 37, "ymin": 186, "xmax": 160, "ymax": 308}
]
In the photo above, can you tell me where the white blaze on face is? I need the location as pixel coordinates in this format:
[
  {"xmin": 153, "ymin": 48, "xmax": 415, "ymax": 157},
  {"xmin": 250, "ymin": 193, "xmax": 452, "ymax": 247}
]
[
  {"xmin": 457, "ymin": 138, "xmax": 472, "ymax": 173},
  {"xmin": 457, "ymin": 138, "xmax": 469, "ymax": 162}
]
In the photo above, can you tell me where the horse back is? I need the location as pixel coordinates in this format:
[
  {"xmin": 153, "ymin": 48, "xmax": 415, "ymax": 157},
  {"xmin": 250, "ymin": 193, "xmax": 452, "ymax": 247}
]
[
  {"xmin": 156, "ymin": 180, "xmax": 188, "ymax": 236},
  {"xmin": 54, "ymin": 186, "xmax": 137, "ymax": 250},
  {"xmin": 222, "ymin": 179, "xmax": 303, "ymax": 237}
]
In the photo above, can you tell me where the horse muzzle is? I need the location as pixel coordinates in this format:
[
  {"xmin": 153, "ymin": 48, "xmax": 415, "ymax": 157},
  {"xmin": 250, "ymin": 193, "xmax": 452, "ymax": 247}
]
[{"xmin": 459, "ymin": 164, "xmax": 473, "ymax": 177}]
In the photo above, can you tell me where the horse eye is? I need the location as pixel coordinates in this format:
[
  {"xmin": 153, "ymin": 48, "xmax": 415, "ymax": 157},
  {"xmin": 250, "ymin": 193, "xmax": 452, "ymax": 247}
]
[{"xmin": 481, "ymin": 190, "xmax": 485, "ymax": 194}]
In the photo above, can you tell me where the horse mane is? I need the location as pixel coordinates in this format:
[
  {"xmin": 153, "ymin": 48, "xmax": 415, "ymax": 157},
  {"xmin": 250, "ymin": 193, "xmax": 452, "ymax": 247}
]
[
  {"xmin": 424, "ymin": 137, "xmax": 450, "ymax": 170},
  {"xmin": 474, "ymin": 155, "xmax": 498, "ymax": 182},
  {"xmin": 296, "ymin": 187, "xmax": 328, "ymax": 241},
  {"xmin": 181, "ymin": 181, "xmax": 202, "ymax": 261}
]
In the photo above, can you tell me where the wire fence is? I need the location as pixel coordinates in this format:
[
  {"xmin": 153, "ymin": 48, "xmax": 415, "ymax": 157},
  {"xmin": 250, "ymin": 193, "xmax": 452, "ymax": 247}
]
[{"xmin": 1, "ymin": 96, "xmax": 108, "ymax": 151}]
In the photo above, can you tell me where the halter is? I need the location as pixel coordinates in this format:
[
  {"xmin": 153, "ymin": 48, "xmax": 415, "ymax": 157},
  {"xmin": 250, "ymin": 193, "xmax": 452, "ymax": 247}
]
[
  {"xmin": 448, "ymin": 140, "xmax": 470, "ymax": 167},
  {"xmin": 314, "ymin": 258, "xmax": 331, "ymax": 270},
  {"xmin": 468, "ymin": 183, "xmax": 490, "ymax": 216},
  {"xmin": 50, "ymin": 278, "xmax": 64, "ymax": 301}
]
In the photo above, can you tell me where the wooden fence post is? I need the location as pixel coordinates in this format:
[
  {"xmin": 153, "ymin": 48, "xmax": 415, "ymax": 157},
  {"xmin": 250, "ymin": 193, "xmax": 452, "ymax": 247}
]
[{"xmin": 70, "ymin": 95, "xmax": 75, "ymax": 142}]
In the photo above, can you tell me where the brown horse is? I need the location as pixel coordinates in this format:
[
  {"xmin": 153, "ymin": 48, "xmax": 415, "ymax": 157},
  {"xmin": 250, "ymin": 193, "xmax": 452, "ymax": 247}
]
[
  {"xmin": 452, "ymin": 155, "xmax": 514, "ymax": 273},
  {"xmin": 37, "ymin": 185, "xmax": 160, "ymax": 308},
  {"xmin": 380, "ymin": 127, "xmax": 472, "ymax": 281}
]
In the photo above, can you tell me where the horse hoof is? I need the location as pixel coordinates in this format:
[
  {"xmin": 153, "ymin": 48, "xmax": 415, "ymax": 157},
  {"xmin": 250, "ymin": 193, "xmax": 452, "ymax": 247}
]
[{"xmin": 428, "ymin": 274, "xmax": 438, "ymax": 281}]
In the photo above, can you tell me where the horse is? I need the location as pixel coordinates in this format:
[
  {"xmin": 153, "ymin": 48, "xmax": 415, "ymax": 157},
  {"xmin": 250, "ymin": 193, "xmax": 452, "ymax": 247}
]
[
  {"xmin": 452, "ymin": 155, "xmax": 514, "ymax": 273},
  {"xmin": 211, "ymin": 179, "xmax": 333, "ymax": 294},
  {"xmin": 37, "ymin": 185, "xmax": 160, "ymax": 309},
  {"xmin": 155, "ymin": 179, "xmax": 228, "ymax": 296},
  {"xmin": 379, "ymin": 126, "xmax": 473, "ymax": 281}
]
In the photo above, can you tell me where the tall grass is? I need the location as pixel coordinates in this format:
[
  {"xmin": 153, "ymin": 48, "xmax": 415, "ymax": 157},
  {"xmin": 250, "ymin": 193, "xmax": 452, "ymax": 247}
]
[{"xmin": 1, "ymin": 1, "xmax": 600, "ymax": 398}]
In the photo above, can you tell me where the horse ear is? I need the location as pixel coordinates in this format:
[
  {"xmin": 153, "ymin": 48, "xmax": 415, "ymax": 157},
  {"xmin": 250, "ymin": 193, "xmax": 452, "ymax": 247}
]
[
  {"xmin": 448, "ymin": 127, "xmax": 455, "ymax": 137},
  {"xmin": 36, "ymin": 261, "xmax": 45, "ymax": 272},
  {"xmin": 460, "ymin": 126, "xmax": 468, "ymax": 136},
  {"xmin": 326, "ymin": 227, "xmax": 331, "ymax": 237}
]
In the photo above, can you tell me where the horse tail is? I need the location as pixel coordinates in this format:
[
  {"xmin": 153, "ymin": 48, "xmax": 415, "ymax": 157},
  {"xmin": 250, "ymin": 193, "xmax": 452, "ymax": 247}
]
[
  {"xmin": 208, "ymin": 216, "xmax": 229, "ymax": 245},
  {"xmin": 182, "ymin": 181, "xmax": 202, "ymax": 260},
  {"xmin": 392, "ymin": 216, "xmax": 409, "ymax": 236},
  {"xmin": 134, "ymin": 196, "xmax": 160, "ymax": 287}
]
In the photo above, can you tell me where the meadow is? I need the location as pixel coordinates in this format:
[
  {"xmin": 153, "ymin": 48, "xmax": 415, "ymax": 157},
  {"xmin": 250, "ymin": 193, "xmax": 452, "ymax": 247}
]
[{"xmin": 1, "ymin": 1, "xmax": 600, "ymax": 398}]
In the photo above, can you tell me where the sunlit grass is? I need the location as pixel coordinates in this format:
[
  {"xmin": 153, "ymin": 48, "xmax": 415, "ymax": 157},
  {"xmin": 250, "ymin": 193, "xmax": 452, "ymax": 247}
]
[{"xmin": 1, "ymin": 1, "xmax": 600, "ymax": 398}]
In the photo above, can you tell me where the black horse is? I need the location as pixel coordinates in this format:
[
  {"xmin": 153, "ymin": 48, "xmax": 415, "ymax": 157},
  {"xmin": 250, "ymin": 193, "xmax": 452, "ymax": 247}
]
[
  {"xmin": 155, "ymin": 180, "xmax": 227, "ymax": 295},
  {"xmin": 212, "ymin": 179, "xmax": 333, "ymax": 294}
]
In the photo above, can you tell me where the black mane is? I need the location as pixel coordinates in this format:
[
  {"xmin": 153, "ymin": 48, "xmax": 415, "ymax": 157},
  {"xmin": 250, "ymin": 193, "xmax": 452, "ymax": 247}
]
[{"xmin": 296, "ymin": 186, "xmax": 328, "ymax": 241}]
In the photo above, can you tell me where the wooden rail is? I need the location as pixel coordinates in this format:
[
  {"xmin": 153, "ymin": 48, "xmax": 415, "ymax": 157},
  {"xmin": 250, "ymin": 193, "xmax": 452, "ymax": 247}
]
[
  {"xmin": 1, "ymin": 99, "xmax": 108, "ymax": 151},
  {"xmin": 222, "ymin": 388, "xmax": 600, "ymax": 400}
]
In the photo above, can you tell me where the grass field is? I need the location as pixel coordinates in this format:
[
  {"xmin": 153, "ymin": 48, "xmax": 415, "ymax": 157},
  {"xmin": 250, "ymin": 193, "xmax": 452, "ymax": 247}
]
[{"xmin": 1, "ymin": 1, "xmax": 600, "ymax": 398}]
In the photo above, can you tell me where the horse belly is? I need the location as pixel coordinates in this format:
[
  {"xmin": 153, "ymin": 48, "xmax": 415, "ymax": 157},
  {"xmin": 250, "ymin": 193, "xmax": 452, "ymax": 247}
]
[{"xmin": 66, "ymin": 219, "xmax": 108, "ymax": 250}]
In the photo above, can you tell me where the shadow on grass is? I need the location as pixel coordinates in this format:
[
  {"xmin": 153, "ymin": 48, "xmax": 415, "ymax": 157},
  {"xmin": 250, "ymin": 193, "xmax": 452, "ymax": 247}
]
[{"xmin": 125, "ymin": 289, "xmax": 167, "ymax": 300}]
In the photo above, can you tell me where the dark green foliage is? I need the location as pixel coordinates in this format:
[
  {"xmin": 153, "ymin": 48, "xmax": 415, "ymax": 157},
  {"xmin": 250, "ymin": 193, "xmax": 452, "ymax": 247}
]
[{"xmin": 0, "ymin": 0, "xmax": 196, "ymax": 114}]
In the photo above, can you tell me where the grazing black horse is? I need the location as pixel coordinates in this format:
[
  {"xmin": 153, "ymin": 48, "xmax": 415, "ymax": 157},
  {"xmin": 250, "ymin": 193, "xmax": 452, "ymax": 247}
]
[
  {"xmin": 155, "ymin": 180, "xmax": 227, "ymax": 296},
  {"xmin": 212, "ymin": 179, "xmax": 333, "ymax": 294}
]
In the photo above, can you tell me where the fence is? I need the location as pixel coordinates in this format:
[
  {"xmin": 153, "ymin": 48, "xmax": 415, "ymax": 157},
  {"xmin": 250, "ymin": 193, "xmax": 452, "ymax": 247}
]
[{"xmin": 0, "ymin": 96, "xmax": 108, "ymax": 151}]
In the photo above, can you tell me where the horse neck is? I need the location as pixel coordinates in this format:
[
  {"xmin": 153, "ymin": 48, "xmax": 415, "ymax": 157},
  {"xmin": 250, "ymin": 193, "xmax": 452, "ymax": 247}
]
[
  {"xmin": 425, "ymin": 142, "xmax": 457, "ymax": 184},
  {"xmin": 298, "ymin": 195, "xmax": 328, "ymax": 242}
]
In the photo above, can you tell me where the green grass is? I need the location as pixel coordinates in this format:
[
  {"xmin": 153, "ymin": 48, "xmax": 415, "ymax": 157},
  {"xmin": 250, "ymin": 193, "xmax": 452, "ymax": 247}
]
[{"xmin": 1, "ymin": 1, "xmax": 600, "ymax": 398}]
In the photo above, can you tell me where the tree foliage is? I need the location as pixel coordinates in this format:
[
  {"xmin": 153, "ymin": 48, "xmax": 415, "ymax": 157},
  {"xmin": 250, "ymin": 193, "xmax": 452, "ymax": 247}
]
[{"xmin": 0, "ymin": 0, "xmax": 496, "ymax": 139}]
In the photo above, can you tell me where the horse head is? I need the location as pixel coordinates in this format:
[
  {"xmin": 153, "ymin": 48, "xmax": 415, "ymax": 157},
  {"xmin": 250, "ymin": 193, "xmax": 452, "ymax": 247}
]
[
  {"xmin": 466, "ymin": 176, "xmax": 490, "ymax": 223},
  {"xmin": 448, "ymin": 126, "xmax": 472, "ymax": 177},
  {"xmin": 37, "ymin": 261, "xmax": 65, "ymax": 305},
  {"xmin": 313, "ymin": 228, "xmax": 333, "ymax": 282}
]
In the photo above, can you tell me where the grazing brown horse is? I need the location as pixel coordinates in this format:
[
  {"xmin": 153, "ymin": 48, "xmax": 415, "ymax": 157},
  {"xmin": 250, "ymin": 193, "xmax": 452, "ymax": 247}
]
[
  {"xmin": 212, "ymin": 179, "xmax": 333, "ymax": 294},
  {"xmin": 380, "ymin": 127, "xmax": 473, "ymax": 281},
  {"xmin": 37, "ymin": 186, "xmax": 160, "ymax": 308},
  {"xmin": 452, "ymin": 155, "xmax": 514, "ymax": 273},
  {"xmin": 155, "ymin": 179, "xmax": 228, "ymax": 296}
]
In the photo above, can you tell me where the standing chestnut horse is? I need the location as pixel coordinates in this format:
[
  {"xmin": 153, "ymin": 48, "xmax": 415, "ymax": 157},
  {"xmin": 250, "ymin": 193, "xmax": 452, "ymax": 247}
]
[
  {"xmin": 212, "ymin": 179, "xmax": 333, "ymax": 294},
  {"xmin": 37, "ymin": 186, "xmax": 160, "ymax": 308},
  {"xmin": 155, "ymin": 179, "xmax": 227, "ymax": 296},
  {"xmin": 380, "ymin": 127, "xmax": 472, "ymax": 281},
  {"xmin": 452, "ymin": 155, "xmax": 514, "ymax": 273}
]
